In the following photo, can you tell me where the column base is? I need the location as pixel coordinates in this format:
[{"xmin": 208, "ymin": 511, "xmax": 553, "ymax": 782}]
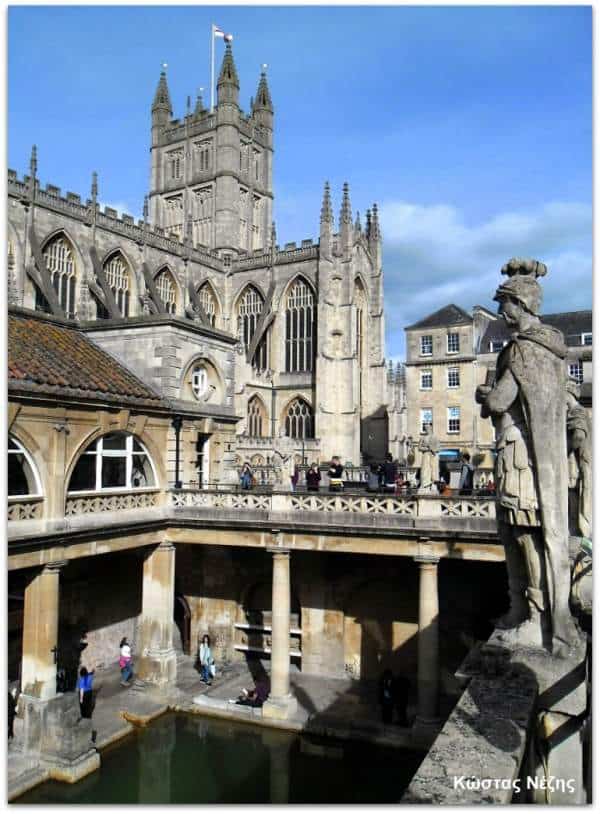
[
  {"xmin": 262, "ymin": 693, "xmax": 298, "ymax": 721},
  {"xmin": 137, "ymin": 648, "xmax": 177, "ymax": 686},
  {"xmin": 21, "ymin": 693, "xmax": 94, "ymax": 763},
  {"xmin": 411, "ymin": 715, "xmax": 442, "ymax": 748}
]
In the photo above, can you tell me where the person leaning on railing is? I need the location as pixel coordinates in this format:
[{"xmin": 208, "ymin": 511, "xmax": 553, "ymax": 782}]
[
  {"xmin": 328, "ymin": 456, "xmax": 344, "ymax": 492},
  {"xmin": 305, "ymin": 462, "xmax": 321, "ymax": 491}
]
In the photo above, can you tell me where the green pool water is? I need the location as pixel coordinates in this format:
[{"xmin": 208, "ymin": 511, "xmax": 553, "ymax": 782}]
[{"xmin": 17, "ymin": 713, "xmax": 424, "ymax": 804}]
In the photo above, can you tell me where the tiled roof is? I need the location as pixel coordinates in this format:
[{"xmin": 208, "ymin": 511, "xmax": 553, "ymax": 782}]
[
  {"xmin": 479, "ymin": 309, "xmax": 592, "ymax": 353},
  {"xmin": 8, "ymin": 311, "xmax": 164, "ymax": 407},
  {"xmin": 406, "ymin": 304, "xmax": 473, "ymax": 330}
]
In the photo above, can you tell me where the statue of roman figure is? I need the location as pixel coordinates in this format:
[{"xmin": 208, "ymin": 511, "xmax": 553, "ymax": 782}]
[
  {"xmin": 476, "ymin": 258, "xmax": 580, "ymax": 657},
  {"xmin": 418, "ymin": 422, "xmax": 439, "ymax": 492}
]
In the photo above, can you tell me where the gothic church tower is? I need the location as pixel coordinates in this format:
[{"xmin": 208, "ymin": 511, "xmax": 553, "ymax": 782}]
[{"xmin": 148, "ymin": 43, "xmax": 274, "ymax": 260}]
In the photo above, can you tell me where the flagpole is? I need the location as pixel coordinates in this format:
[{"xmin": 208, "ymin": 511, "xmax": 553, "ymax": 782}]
[{"xmin": 210, "ymin": 23, "xmax": 215, "ymax": 113}]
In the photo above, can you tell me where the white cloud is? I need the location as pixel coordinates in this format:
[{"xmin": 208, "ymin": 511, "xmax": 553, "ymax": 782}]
[
  {"xmin": 98, "ymin": 200, "xmax": 139, "ymax": 219},
  {"xmin": 380, "ymin": 199, "xmax": 591, "ymax": 358}
]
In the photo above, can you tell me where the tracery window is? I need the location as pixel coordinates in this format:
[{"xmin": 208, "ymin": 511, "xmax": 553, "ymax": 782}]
[
  {"xmin": 198, "ymin": 282, "xmax": 218, "ymax": 327},
  {"xmin": 192, "ymin": 187, "xmax": 212, "ymax": 247},
  {"xmin": 238, "ymin": 285, "xmax": 268, "ymax": 372},
  {"xmin": 284, "ymin": 398, "xmax": 314, "ymax": 439},
  {"xmin": 102, "ymin": 253, "xmax": 131, "ymax": 317},
  {"xmin": 8, "ymin": 437, "xmax": 42, "ymax": 497},
  {"xmin": 285, "ymin": 279, "xmax": 314, "ymax": 373},
  {"xmin": 252, "ymin": 196, "xmax": 262, "ymax": 251},
  {"xmin": 41, "ymin": 235, "xmax": 77, "ymax": 318},
  {"xmin": 168, "ymin": 150, "xmax": 183, "ymax": 180},
  {"xmin": 247, "ymin": 395, "xmax": 266, "ymax": 437},
  {"xmin": 68, "ymin": 433, "xmax": 156, "ymax": 493},
  {"xmin": 155, "ymin": 269, "xmax": 177, "ymax": 314}
]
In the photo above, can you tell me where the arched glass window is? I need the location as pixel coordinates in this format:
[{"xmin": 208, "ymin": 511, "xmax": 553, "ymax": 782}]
[
  {"xmin": 237, "ymin": 285, "xmax": 268, "ymax": 372},
  {"xmin": 198, "ymin": 282, "xmax": 217, "ymax": 327},
  {"xmin": 8, "ymin": 437, "xmax": 42, "ymax": 497},
  {"xmin": 247, "ymin": 395, "xmax": 267, "ymax": 437},
  {"xmin": 103, "ymin": 253, "xmax": 131, "ymax": 317},
  {"xmin": 41, "ymin": 234, "xmax": 77, "ymax": 318},
  {"xmin": 285, "ymin": 278, "xmax": 315, "ymax": 373},
  {"xmin": 191, "ymin": 365, "xmax": 208, "ymax": 400},
  {"xmin": 155, "ymin": 269, "xmax": 177, "ymax": 315},
  {"xmin": 68, "ymin": 433, "xmax": 156, "ymax": 493},
  {"xmin": 284, "ymin": 398, "xmax": 314, "ymax": 440}
]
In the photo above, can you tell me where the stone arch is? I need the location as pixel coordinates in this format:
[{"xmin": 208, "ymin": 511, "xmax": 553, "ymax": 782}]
[
  {"xmin": 274, "ymin": 272, "xmax": 317, "ymax": 312},
  {"xmin": 96, "ymin": 248, "xmax": 138, "ymax": 318},
  {"xmin": 246, "ymin": 393, "xmax": 268, "ymax": 437},
  {"xmin": 237, "ymin": 579, "xmax": 301, "ymax": 629},
  {"xmin": 232, "ymin": 280, "xmax": 266, "ymax": 314},
  {"xmin": 179, "ymin": 353, "xmax": 224, "ymax": 404},
  {"xmin": 196, "ymin": 279, "xmax": 222, "ymax": 328},
  {"xmin": 38, "ymin": 229, "xmax": 81, "ymax": 318},
  {"xmin": 64, "ymin": 427, "xmax": 166, "ymax": 503},
  {"xmin": 153, "ymin": 264, "xmax": 181, "ymax": 315},
  {"xmin": 280, "ymin": 395, "xmax": 315, "ymax": 439},
  {"xmin": 8, "ymin": 431, "xmax": 44, "ymax": 498},
  {"xmin": 234, "ymin": 283, "xmax": 269, "ymax": 372}
]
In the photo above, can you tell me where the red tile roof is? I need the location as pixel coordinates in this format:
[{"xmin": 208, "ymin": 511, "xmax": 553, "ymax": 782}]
[{"xmin": 8, "ymin": 311, "xmax": 163, "ymax": 407}]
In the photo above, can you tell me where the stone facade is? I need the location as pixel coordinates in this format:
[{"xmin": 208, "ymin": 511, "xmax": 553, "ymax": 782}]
[{"xmin": 7, "ymin": 41, "xmax": 389, "ymax": 473}]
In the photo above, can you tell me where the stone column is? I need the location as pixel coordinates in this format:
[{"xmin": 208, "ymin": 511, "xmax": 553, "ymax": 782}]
[
  {"xmin": 20, "ymin": 562, "xmax": 99, "ymax": 780},
  {"xmin": 413, "ymin": 554, "xmax": 440, "ymax": 735},
  {"xmin": 262, "ymin": 547, "xmax": 297, "ymax": 720},
  {"xmin": 138, "ymin": 542, "xmax": 177, "ymax": 686},
  {"xmin": 21, "ymin": 562, "xmax": 62, "ymax": 700}
]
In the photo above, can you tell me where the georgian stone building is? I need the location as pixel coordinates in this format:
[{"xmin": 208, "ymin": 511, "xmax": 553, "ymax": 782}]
[{"xmin": 7, "ymin": 43, "xmax": 388, "ymax": 479}]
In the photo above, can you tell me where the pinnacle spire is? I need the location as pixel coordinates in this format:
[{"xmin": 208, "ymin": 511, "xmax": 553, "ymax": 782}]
[
  {"xmin": 217, "ymin": 42, "xmax": 240, "ymax": 89},
  {"xmin": 253, "ymin": 67, "xmax": 273, "ymax": 113},
  {"xmin": 371, "ymin": 203, "xmax": 381, "ymax": 241},
  {"xmin": 320, "ymin": 181, "xmax": 333, "ymax": 224},
  {"xmin": 339, "ymin": 182, "xmax": 352, "ymax": 227},
  {"xmin": 194, "ymin": 88, "xmax": 205, "ymax": 115},
  {"xmin": 152, "ymin": 68, "xmax": 172, "ymax": 114},
  {"xmin": 270, "ymin": 221, "xmax": 277, "ymax": 250},
  {"xmin": 354, "ymin": 210, "xmax": 362, "ymax": 233},
  {"xmin": 29, "ymin": 144, "xmax": 37, "ymax": 179},
  {"xmin": 91, "ymin": 171, "xmax": 98, "ymax": 204}
]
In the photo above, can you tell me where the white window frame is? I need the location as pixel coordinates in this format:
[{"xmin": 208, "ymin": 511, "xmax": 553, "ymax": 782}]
[
  {"xmin": 420, "ymin": 408, "xmax": 433, "ymax": 434},
  {"xmin": 420, "ymin": 369, "xmax": 432, "ymax": 390},
  {"xmin": 447, "ymin": 407, "xmax": 461, "ymax": 434},
  {"xmin": 420, "ymin": 335, "xmax": 433, "ymax": 356},
  {"xmin": 191, "ymin": 365, "xmax": 208, "ymax": 400},
  {"xmin": 447, "ymin": 333, "xmax": 460, "ymax": 354},
  {"xmin": 582, "ymin": 333, "xmax": 592, "ymax": 346},
  {"xmin": 447, "ymin": 367, "xmax": 460, "ymax": 389},
  {"xmin": 68, "ymin": 434, "xmax": 157, "ymax": 494},
  {"xmin": 8, "ymin": 437, "xmax": 43, "ymax": 498},
  {"xmin": 489, "ymin": 340, "xmax": 507, "ymax": 353}
]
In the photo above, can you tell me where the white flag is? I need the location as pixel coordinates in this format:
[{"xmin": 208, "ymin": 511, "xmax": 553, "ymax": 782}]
[{"xmin": 214, "ymin": 26, "xmax": 233, "ymax": 42}]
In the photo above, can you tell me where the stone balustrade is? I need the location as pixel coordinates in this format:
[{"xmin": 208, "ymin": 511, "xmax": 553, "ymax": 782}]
[
  {"xmin": 65, "ymin": 488, "xmax": 160, "ymax": 516},
  {"xmin": 7, "ymin": 496, "xmax": 44, "ymax": 521}
]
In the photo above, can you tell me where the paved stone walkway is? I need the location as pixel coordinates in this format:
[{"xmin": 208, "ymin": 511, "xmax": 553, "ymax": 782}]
[{"xmin": 7, "ymin": 652, "xmax": 426, "ymax": 800}]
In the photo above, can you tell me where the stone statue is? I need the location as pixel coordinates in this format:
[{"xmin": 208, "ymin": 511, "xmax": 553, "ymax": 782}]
[
  {"xmin": 476, "ymin": 257, "xmax": 580, "ymax": 657},
  {"xmin": 566, "ymin": 379, "xmax": 592, "ymax": 539},
  {"xmin": 418, "ymin": 423, "xmax": 439, "ymax": 492}
]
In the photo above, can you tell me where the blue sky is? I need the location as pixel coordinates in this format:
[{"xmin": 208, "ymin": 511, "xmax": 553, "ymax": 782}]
[{"xmin": 8, "ymin": 6, "xmax": 592, "ymax": 359}]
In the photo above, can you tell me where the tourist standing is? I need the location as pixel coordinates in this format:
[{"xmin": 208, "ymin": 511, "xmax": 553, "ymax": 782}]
[
  {"xmin": 199, "ymin": 634, "xmax": 214, "ymax": 685},
  {"xmin": 290, "ymin": 459, "xmax": 299, "ymax": 492},
  {"xmin": 458, "ymin": 452, "xmax": 474, "ymax": 495},
  {"xmin": 77, "ymin": 666, "xmax": 94, "ymax": 719},
  {"xmin": 382, "ymin": 453, "xmax": 397, "ymax": 492},
  {"xmin": 240, "ymin": 463, "xmax": 253, "ymax": 490},
  {"xmin": 378, "ymin": 669, "xmax": 395, "ymax": 724},
  {"xmin": 367, "ymin": 463, "xmax": 380, "ymax": 492},
  {"xmin": 306, "ymin": 462, "xmax": 321, "ymax": 491},
  {"xmin": 8, "ymin": 689, "xmax": 16, "ymax": 740},
  {"xmin": 119, "ymin": 637, "xmax": 134, "ymax": 686},
  {"xmin": 328, "ymin": 456, "xmax": 344, "ymax": 492}
]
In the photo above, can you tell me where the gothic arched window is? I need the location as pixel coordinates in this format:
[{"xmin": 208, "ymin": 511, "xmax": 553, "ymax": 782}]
[
  {"xmin": 285, "ymin": 278, "xmax": 315, "ymax": 373},
  {"xmin": 155, "ymin": 269, "xmax": 177, "ymax": 315},
  {"xmin": 98, "ymin": 253, "xmax": 131, "ymax": 318},
  {"xmin": 40, "ymin": 234, "xmax": 77, "ymax": 318},
  {"xmin": 284, "ymin": 398, "xmax": 314, "ymax": 440},
  {"xmin": 247, "ymin": 395, "xmax": 267, "ymax": 437},
  {"xmin": 198, "ymin": 282, "xmax": 218, "ymax": 327},
  {"xmin": 237, "ymin": 285, "xmax": 268, "ymax": 372}
]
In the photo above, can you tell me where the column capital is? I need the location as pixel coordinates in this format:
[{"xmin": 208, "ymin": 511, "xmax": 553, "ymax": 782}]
[
  {"xmin": 267, "ymin": 547, "xmax": 291, "ymax": 557},
  {"xmin": 414, "ymin": 554, "xmax": 440, "ymax": 565},
  {"xmin": 157, "ymin": 541, "xmax": 176, "ymax": 552},
  {"xmin": 42, "ymin": 560, "xmax": 67, "ymax": 573}
]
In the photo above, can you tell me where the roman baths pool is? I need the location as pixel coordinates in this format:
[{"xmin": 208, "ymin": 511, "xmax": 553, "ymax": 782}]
[{"xmin": 16, "ymin": 714, "xmax": 425, "ymax": 804}]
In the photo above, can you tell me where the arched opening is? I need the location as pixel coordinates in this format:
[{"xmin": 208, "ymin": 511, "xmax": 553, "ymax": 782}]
[
  {"xmin": 97, "ymin": 251, "xmax": 132, "ymax": 318},
  {"xmin": 236, "ymin": 580, "xmax": 301, "ymax": 662},
  {"xmin": 284, "ymin": 397, "xmax": 314, "ymax": 439},
  {"xmin": 197, "ymin": 281, "xmax": 219, "ymax": 327},
  {"xmin": 37, "ymin": 233, "xmax": 77, "ymax": 318},
  {"xmin": 237, "ymin": 285, "xmax": 268, "ymax": 372},
  {"xmin": 155, "ymin": 268, "xmax": 178, "ymax": 315},
  {"xmin": 67, "ymin": 432, "xmax": 157, "ymax": 493},
  {"xmin": 8, "ymin": 436, "xmax": 42, "ymax": 497},
  {"xmin": 285, "ymin": 277, "xmax": 315, "ymax": 373},
  {"xmin": 247, "ymin": 394, "xmax": 267, "ymax": 437},
  {"xmin": 174, "ymin": 593, "xmax": 192, "ymax": 655}
]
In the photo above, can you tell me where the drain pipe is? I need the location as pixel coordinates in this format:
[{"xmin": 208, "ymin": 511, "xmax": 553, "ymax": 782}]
[{"xmin": 172, "ymin": 416, "xmax": 183, "ymax": 489}]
